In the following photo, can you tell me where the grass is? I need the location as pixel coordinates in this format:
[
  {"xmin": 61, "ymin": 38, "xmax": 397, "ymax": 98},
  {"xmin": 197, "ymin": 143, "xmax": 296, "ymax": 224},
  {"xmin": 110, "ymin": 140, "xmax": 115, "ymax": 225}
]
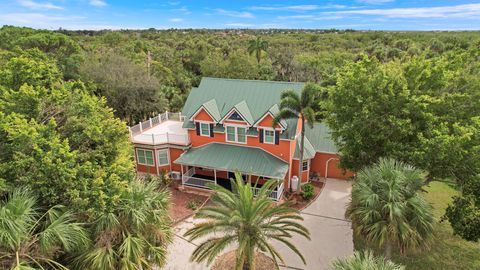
[{"xmin": 354, "ymin": 180, "xmax": 480, "ymax": 270}]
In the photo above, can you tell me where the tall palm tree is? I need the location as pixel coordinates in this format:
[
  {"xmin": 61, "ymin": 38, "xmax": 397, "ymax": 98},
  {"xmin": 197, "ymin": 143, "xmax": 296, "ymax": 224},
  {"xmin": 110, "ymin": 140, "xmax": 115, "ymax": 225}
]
[
  {"xmin": 184, "ymin": 172, "xmax": 310, "ymax": 270},
  {"xmin": 273, "ymin": 83, "xmax": 320, "ymax": 192},
  {"xmin": 331, "ymin": 250, "xmax": 405, "ymax": 270},
  {"xmin": 247, "ymin": 37, "xmax": 268, "ymax": 64},
  {"xmin": 73, "ymin": 179, "xmax": 173, "ymax": 269},
  {"xmin": 0, "ymin": 188, "xmax": 90, "ymax": 270},
  {"xmin": 346, "ymin": 158, "xmax": 434, "ymax": 260}
]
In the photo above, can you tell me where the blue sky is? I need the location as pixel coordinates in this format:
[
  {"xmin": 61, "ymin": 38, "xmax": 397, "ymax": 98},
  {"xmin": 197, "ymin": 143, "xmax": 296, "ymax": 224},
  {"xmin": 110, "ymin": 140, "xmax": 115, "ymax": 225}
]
[{"xmin": 0, "ymin": 0, "xmax": 480, "ymax": 30}]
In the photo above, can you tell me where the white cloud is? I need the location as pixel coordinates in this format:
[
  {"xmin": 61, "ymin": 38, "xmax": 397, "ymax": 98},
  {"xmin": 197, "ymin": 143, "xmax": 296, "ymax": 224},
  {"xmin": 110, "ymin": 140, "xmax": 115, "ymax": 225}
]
[
  {"xmin": 225, "ymin": 23, "xmax": 254, "ymax": 27},
  {"xmin": 356, "ymin": 0, "xmax": 394, "ymax": 4},
  {"xmin": 215, "ymin": 9, "xmax": 254, "ymax": 18},
  {"xmin": 277, "ymin": 15, "xmax": 315, "ymax": 20},
  {"xmin": 249, "ymin": 4, "xmax": 348, "ymax": 11},
  {"xmin": 324, "ymin": 3, "xmax": 480, "ymax": 18},
  {"xmin": 89, "ymin": 0, "xmax": 107, "ymax": 7},
  {"xmin": 18, "ymin": 0, "xmax": 63, "ymax": 10},
  {"xmin": 169, "ymin": 18, "xmax": 183, "ymax": 22},
  {"xmin": 278, "ymin": 14, "xmax": 343, "ymax": 21},
  {"xmin": 0, "ymin": 12, "xmax": 84, "ymax": 28},
  {"xmin": 171, "ymin": 6, "xmax": 191, "ymax": 15}
]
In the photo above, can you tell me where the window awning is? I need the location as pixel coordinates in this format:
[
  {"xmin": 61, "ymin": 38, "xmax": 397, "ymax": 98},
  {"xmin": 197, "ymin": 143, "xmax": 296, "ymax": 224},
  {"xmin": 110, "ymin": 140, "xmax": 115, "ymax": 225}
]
[{"xmin": 175, "ymin": 143, "xmax": 289, "ymax": 179}]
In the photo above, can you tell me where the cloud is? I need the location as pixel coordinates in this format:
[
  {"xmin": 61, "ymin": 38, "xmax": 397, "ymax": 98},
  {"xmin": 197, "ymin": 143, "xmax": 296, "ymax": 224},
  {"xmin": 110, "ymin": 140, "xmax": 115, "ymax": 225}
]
[
  {"xmin": 324, "ymin": 3, "xmax": 480, "ymax": 18},
  {"xmin": 18, "ymin": 0, "xmax": 63, "ymax": 10},
  {"xmin": 168, "ymin": 1, "xmax": 180, "ymax": 5},
  {"xmin": 215, "ymin": 9, "xmax": 254, "ymax": 18},
  {"xmin": 89, "ymin": 0, "xmax": 107, "ymax": 7},
  {"xmin": 225, "ymin": 23, "xmax": 254, "ymax": 27},
  {"xmin": 171, "ymin": 6, "xmax": 191, "ymax": 15},
  {"xmin": 249, "ymin": 4, "xmax": 348, "ymax": 11},
  {"xmin": 0, "ymin": 12, "xmax": 84, "ymax": 28},
  {"xmin": 356, "ymin": 0, "xmax": 394, "ymax": 4},
  {"xmin": 169, "ymin": 18, "xmax": 183, "ymax": 22},
  {"xmin": 277, "ymin": 14, "xmax": 343, "ymax": 20},
  {"xmin": 277, "ymin": 15, "xmax": 315, "ymax": 19}
]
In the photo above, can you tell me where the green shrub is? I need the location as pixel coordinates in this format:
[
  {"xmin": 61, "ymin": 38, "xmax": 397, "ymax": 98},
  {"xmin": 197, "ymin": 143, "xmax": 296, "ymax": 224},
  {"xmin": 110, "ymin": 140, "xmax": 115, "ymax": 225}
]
[
  {"xmin": 300, "ymin": 183, "xmax": 315, "ymax": 201},
  {"xmin": 186, "ymin": 200, "xmax": 199, "ymax": 210}
]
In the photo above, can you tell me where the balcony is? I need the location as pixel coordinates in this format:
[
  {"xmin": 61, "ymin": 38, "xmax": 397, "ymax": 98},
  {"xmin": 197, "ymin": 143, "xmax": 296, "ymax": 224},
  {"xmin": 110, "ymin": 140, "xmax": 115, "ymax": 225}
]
[
  {"xmin": 181, "ymin": 167, "xmax": 284, "ymax": 201},
  {"xmin": 129, "ymin": 112, "xmax": 190, "ymax": 146}
]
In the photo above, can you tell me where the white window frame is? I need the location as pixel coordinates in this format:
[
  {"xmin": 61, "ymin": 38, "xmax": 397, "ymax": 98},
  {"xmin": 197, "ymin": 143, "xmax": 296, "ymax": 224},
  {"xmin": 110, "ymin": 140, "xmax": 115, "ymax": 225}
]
[
  {"xmin": 263, "ymin": 129, "xmax": 275, "ymax": 144},
  {"xmin": 302, "ymin": 160, "xmax": 310, "ymax": 172},
  {"xmin": 199, "ymin": 122, "xmax": 211, "ymax": 137},
  {"xmin": 136, "ymin": 149, "xmax": 154, "ymax": 166},
  {"xmin": 225, "ymin": 124, "xmax": 247, "ymax": 144},
  {"xmin": 157, "ymin": 149, "xmax": 169, "ymax": 166}
]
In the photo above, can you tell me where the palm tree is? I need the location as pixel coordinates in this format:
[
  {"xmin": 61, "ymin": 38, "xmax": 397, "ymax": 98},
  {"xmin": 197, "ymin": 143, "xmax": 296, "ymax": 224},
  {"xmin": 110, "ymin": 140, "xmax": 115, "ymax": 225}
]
[
  {"xmin": 331, "ymin": 250, "xmax": 405, "ymax": 270},
  {"xmin": 346, "ymin": 158, "xmax": 434, "ymax": 260},
  {"xmin": 247, "ymin": 37, "xmax": 268, "ymax": 64},
  {"xmin": 73, "ymin": 179, "xmax": 173, "ymax": 269},
  {"xmin": 273, "ymin": 83, "xmax": 320, "ymax": 192},
  {"xmin": 184, "ymin": 172, "xmax": 310, "ymax": 270},
  {"xmin": 0, "ymin": 188, "xmax": 90, "ymax": 270}
]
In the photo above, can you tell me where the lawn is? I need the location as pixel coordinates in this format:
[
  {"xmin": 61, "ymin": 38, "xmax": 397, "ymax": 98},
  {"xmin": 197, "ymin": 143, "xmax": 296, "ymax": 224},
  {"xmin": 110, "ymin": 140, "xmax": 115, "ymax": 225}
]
[{"xmin": 354, "ymin": 181, "xmax": 480, "ymax": 270}]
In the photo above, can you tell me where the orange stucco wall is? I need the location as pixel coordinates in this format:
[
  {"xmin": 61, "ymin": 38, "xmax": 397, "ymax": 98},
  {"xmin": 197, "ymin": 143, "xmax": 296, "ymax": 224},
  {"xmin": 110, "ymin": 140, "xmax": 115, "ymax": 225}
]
[
  {"xmin": 310, "ymin": 152, "xmax": 354, "ymax": 179},
  {"xmin": 257, "ymin": 114, "xmax": 282, "ymax": 129},
  {"xmin": 135, "ymin": 146, "xmax": 186, "ymax": 175},
  {"xmin": 224, "ymin": 119, "xmax": 248, "ymax": 125},
  {"xmin": 193, "ymin": 108, "xmax": 214, "ymax": 122},
  {"xmin": 291, "ymin": 159, "xmax": 310, "ymax": 183},
  {"xmin": 188, "ymin": 129, "xmax": 291, "ymax": 162}
]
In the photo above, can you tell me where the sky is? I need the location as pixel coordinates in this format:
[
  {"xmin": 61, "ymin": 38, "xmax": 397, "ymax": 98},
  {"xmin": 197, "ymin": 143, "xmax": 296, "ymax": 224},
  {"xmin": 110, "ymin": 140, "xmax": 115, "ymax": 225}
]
[{"xmin": 0, "ymin": 0, "xmax": 480, "ymax": 30}]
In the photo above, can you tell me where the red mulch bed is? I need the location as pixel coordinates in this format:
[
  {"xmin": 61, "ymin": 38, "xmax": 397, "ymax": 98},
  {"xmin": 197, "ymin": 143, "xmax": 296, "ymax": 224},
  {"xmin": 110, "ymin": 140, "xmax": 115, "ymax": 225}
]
[
  {"xmin": 168, "ymin": 185, "xmax": 209, "ymax": 223},
  {"xmin": 285, "ymin": 181, "xmax": 324, "ymax": 211}
]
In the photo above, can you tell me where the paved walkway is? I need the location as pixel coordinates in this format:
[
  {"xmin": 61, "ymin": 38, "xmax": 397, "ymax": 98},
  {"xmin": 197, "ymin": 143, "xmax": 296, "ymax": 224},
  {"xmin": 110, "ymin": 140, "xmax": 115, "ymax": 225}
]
[{"xmin": 163, "ymin": 178, "xmax": 353, "ymax": 270}]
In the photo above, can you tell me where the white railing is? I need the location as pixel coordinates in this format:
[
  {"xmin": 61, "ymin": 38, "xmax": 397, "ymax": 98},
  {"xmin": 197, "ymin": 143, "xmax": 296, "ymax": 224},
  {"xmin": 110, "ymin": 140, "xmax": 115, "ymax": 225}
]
[
  {"xmin": 182, "ymin": 167, "xmax": 216, "ymax": 189},
  {"xmin": 132, "ymin": 133, "xmax": 190, "ymax": 145},
  {"xmin": 181, "ymin": 168, "xmax": 284, "ymax": 201},
  {"xmin": 252, "ymin": 181, "xmax": 284, "ymax": 201},
  {"xmin": 129, "ymin": 112, "xmax": 183, "ymax": 137}
]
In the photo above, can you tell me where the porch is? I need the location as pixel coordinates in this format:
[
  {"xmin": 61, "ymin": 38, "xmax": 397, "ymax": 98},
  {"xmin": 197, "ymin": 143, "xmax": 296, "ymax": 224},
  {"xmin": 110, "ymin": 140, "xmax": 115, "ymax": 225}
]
[{"xmin": 181, "ymin": 166, "xmax": 285, "ymax": 201}]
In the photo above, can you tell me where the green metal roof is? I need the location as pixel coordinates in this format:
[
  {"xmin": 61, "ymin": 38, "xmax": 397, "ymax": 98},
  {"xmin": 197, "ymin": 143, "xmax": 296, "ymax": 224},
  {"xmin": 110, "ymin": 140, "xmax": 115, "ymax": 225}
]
[
  {"xmin": 294, "ymin": 136, "xmax": 317, "ymax": 160},
  {"xmin": 175, "ymin": 143, "xmax": 289, "ymax": 179},
  {"xmin": 305, "ymin": 122, "xmax": 338, "ymax": 153},
  {"xmin": 231, "ymin": 100, "xmax": 254, "ymax": 124},
  {"xmin": 200, "ymin": 99, "xmax": 221, "ymax": 122},
  {"xmin": 182, "ymin": 78, "xmax": 305, "ymax": 139}
]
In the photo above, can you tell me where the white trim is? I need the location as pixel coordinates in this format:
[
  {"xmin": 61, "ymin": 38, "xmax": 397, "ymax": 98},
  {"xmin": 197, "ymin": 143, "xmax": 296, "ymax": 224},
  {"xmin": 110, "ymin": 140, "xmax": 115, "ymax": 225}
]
[
  {"xmin": 190, "ymin": 105, "xmax": 217, "ymax": 123},
  {"xmin": 197, "ymin": 121, "xmax": 211, "ymax": 137},
  {"xmin": 302, "ymin": 159, "xmax": 310, "ymax": 172},
  {"xmin": 136, "ymin": 148, "xmax": 155, "ymax": 166},
  {"xmin": 253, "ymin": 111, "xmax": 286, "ymax": 130},
  {"xmin": 263, "ymin": 129, "xmax": 276, "ymax": 144},
  {"xmin": 219, "ymin": 107, "xmax": 250, "ymax": 125},
  {"xmin": 157, "ymin": 149, "xmax": 170, "ymax": 166},
  {"xmin": 225, "ymin": 124, "xmax": 247, "ymax": 144}
]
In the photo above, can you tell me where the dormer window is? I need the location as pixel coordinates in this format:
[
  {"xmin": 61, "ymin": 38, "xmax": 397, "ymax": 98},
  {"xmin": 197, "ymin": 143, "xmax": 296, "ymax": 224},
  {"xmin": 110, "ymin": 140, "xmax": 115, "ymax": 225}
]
[{"xmin": 228, "ymin": 111, "xmax": 244, "ymax": 121}]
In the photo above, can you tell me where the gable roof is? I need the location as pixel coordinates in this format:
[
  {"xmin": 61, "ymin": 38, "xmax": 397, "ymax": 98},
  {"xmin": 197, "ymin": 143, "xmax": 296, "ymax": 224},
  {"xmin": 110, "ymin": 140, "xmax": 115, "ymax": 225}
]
[
  {"xmin": 305, "ymin": 122, "xmax": 338, "ymax": 153},
  {"xmin": 190, "ymin": 98, "xmax": 221, "ymax": 122},
  {"xmin": 182, "ymin": 77, "xmax": 305, "ymax": 138},
  {"xmin": 220, "ymin": 100, "xmax": 254, "ymax": 125}
]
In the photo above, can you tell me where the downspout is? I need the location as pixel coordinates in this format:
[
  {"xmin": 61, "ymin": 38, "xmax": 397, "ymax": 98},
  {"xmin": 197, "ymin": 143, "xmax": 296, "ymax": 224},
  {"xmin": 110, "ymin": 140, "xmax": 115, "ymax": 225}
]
[{"xmin": 325, "ymin": 157, "xmax": 339, "ymax": 180}]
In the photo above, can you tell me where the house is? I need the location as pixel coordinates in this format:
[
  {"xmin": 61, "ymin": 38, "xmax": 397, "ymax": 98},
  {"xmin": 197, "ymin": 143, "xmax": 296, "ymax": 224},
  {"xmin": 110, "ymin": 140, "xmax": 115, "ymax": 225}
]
[{"xmin": 129, "ymin": 77, "xmax": 353, "ymax": 200}]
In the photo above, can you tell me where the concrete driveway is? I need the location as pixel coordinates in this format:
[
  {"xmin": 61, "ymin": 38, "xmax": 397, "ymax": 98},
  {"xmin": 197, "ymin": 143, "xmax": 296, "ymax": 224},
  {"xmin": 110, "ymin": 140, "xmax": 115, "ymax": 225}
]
[{"xmin": 163, "ymin": 178, "xmax": 353, "ymax": 270}]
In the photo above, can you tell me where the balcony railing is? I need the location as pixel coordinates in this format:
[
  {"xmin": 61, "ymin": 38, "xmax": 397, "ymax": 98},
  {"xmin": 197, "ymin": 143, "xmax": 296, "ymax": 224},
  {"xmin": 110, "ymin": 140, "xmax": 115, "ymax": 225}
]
[
  {"xmin": 182, "ymin": 167, "xmax": 284, "ymax": 201},
  {"xmin": 132, "ymin": 133, "xmax": 190, "ymax": 145},
  {"xmin": 129, "ymin": 112, "xmax": 185, "ymax": 137}
]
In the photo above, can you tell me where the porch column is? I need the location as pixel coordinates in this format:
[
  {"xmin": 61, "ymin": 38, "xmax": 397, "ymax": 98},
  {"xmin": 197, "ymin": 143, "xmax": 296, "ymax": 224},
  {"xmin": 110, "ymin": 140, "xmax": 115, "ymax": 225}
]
[{"xmin": 214, "ymin": 169, "xmax": 217, "ymax": 186}]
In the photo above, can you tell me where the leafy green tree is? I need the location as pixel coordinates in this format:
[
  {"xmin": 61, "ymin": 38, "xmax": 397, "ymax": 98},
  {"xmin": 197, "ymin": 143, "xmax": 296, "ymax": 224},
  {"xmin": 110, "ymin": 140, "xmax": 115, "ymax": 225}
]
[
  {"xmin": 346, "ymin": 158, "xmax": 434, "ymax": 259},
  {"xmin": 248, "ymin": 36, "xmax": 268, "ymax": 64},
  {"xmin": 330, "ymin": 251, "xmax": 405, "ymax": 270},
  {"xmin": 73, "ymin": 179, "xmax": 173, "ymax": 270},
  {"xmin": 185, "ymin": 173, "xmax": 310, "ymax": 270},
  {"xmin": 80, "ymin": 51, "xmax": 167, "ymax": 124},
  {"xmin": 0, "ymin": 189, "xmax": 90, "ymax": 270},
  {"xmin": 274, "ymin": 83, "xmax": 320, "ymax": 191}
]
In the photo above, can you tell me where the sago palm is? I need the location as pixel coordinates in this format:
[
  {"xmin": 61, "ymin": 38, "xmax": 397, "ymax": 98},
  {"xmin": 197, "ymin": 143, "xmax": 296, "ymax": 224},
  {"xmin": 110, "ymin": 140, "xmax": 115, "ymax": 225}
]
[
  {"xmin": 0, "ymin": 188, "xmax": 90, "ymax": 270},
  {"xmin": 184, "ymin": 172, "xmax": 310, "ymax": 270},
  {"xmin": 346, "ymin": 158, "xmax": 434, "ymax": 259},
  {"xmin": 330, "ymin": 250, "xmax": 405, "ymax": 270},
  {"xmin": 247, "ymin": 36, "xmax": 268, "ymax": 64},
  {"xmin": 73, "ymin": 179, "xmax": 173, "ymax": 270},
  {"xmin": 273, "ymin": 83, "xmax": 320, "ymax": 192}
]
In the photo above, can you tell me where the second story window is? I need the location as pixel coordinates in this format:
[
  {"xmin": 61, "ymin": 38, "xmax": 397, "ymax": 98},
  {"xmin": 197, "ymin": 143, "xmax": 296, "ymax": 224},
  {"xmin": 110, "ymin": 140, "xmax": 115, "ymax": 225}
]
[
  {"xmin": 226, "ymin": 125, "xmax": 247, "ymax": 143},
  {"xmin": 264, "ymin": 129, "xmax": 275, "ymax": 144},
  {"xmin": 200, "ymin": 122, "xmax": 210, "ymax": 136}
]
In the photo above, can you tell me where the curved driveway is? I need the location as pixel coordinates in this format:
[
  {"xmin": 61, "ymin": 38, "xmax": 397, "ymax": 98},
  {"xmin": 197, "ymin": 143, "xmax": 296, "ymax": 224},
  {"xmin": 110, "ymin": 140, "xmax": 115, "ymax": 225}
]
[{"xmin": 163, "ymin": 178, "xmax": 353, "ymax": 270}]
